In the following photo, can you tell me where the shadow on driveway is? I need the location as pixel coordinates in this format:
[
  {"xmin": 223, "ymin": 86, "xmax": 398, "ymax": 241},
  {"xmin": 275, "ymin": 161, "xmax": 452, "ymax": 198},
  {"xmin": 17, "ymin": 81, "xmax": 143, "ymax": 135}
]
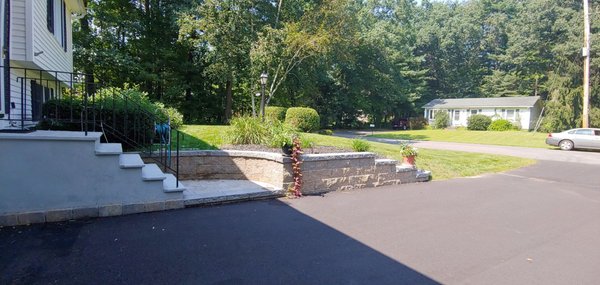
[{"xmin": 0, "ymin": 200, "xmax": 440, "ymax": 284}]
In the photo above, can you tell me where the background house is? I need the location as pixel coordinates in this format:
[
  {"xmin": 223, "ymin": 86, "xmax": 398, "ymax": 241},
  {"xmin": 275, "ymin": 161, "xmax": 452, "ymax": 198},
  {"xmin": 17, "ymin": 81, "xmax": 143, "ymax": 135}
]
[
  {"xmin": 1, "ymin": 0, "xmax": 85, "ymax": 130},
  {"xmin": 422, "ymin": 96, "xmax": 543, "ymax": 130}
]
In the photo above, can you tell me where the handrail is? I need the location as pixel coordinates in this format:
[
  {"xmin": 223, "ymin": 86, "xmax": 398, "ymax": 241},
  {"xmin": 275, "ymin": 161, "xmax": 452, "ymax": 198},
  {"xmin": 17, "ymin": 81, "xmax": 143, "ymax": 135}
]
[{"xmin": 0, "ymin": 65, "xmax": 181, "ymax": 186}]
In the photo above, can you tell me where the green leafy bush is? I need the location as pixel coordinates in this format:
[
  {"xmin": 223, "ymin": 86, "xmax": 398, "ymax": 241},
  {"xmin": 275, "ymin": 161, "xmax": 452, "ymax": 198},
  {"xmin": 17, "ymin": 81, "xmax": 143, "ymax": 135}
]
[
  {"xmin": 488, "ymin": 119, "xmax": 518, "ymax": 131},
  {"xmin": 467, "ymin": 114, "xmax": 492, "ymax": 131},
  {"xmin": 266, "ymin": 121, "xmax": 298, "ymax": 147},
  {"xmin": 285, "ymin": 107, "xmax": 320, "ymax": 132},
  {"xmin": 226, "ymin": 116, "xmax": 269, "ymax": 145},
  {"xmin": 41, "ymin": 87, "xmax": 170, "ymax": 150},
  {"xmin": 409, "ymin": 117, "xmax": 428, "ymax": 130},
  {"xmin": 433, "ymin": 111, "xmax": 450, "ymax": 129},
  {"xmin": 154, "ymin": 102, "xmax": 184, "ymax": 129},
  {"xmin": 351, "ymin": 139, "xmax": 371, "ymax": 152},
  {"xmin": 318, "ymin": 129, "xmax": 334, "ymax": 135},
  {"xmin": 265, "ymin": 106, "xmax": 287, "ymax": 122}
]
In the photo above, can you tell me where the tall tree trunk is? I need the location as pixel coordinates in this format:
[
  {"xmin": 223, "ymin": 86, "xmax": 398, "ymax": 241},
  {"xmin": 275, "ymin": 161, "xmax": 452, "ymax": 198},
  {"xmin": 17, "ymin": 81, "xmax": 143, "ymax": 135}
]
[
  {"xmin": 225, "ymin": 79, "xmax": 233, "ymax": 123},
  {"xmin": 80, "ymin": 0, "xmax": 95, "ymax": 96}
]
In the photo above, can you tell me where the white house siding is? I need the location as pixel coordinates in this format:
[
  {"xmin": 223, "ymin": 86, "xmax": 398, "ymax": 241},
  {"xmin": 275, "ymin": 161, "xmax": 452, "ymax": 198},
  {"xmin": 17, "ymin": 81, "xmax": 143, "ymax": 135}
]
[
  {"xmin": 9, "ymin": 0, "xmax": 27, "ymax": 62},
  {"xmin": 32, "ymin": 0, "xmax": 73, "ymax": 83},
  {"xmin": 6, "ymin": 65, "xmax": 63, "ymax": 125}
]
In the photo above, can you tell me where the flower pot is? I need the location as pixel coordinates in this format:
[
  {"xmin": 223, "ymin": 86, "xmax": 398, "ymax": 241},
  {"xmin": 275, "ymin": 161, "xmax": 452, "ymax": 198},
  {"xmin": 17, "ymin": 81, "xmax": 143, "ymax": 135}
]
[{"xmin": 402, "ymin": 155, "xmax": 416, "ymax": 167}]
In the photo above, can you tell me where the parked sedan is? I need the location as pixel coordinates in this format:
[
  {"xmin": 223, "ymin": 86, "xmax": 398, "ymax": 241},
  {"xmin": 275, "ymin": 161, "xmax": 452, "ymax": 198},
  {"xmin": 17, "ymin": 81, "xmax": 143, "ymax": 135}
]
[{"xmin": 546, "ymin": 128, "xmax": 600, "ymax": 150}]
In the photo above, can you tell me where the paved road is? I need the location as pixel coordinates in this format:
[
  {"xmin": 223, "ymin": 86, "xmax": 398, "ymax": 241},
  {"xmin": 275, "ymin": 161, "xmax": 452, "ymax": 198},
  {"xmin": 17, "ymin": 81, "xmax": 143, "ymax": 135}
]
[
  {"xmin": 1, "ymin": 161, "xmax": 599, "ymax": 284},
  {"xmin": 334, "ymin": 130, "xmax": 600, "ymax": 165}
]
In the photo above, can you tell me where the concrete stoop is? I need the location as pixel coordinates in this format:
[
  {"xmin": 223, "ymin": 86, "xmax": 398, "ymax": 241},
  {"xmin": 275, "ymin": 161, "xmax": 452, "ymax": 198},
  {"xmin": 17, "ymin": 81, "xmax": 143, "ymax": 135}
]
[{"xmin": 0, "ymin": 131, "xmax": 186, "ymax": 227}]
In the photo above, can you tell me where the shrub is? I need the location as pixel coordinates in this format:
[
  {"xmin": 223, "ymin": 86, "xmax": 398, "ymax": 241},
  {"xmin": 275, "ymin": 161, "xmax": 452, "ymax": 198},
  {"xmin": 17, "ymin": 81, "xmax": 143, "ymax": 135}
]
[
  {"xmin": 285, "ymin": 107, "xmax": 320, "ymax": 132},
  {"xmin": 408, "ymin": 117, "xmax": 428, "ymax": 130},
  {"xmin": 265, "ymin": 106, "xmax": 287, "ymax": 122},
  {"xmin": 226, "ymin": 116, "xmax": 269, "ymax": 145},
  {"xmin": 433, "ymin": 111, "xmax": 450, "ymax": 129},
  {"xmin": 488, "ymin": 119, "xmax": 518, "ymax": 131},
  {"xmin": 154, "ymin": 102, "xmax": 184, "ymax": 129},
  {"xmin": 318, "ymin": 129, "xmax": 334, "ymax": 135},
  {"xmin": 351, "ymin": 139, "xmax": 371, "ymax": 152},
  {"xmin": 467, "ymin": 114, "xmax": 492, "ymax": 131},
  {"xmin": 266, "ymin": 121, "xmax": 298, "ymax": 148}
]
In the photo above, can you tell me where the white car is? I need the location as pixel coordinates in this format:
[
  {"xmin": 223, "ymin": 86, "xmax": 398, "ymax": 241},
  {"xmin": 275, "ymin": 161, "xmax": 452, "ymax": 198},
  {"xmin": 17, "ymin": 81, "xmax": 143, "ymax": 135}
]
[{"xmin": 545, "ymin": 128, "xmax": 600, "ymax": 150}]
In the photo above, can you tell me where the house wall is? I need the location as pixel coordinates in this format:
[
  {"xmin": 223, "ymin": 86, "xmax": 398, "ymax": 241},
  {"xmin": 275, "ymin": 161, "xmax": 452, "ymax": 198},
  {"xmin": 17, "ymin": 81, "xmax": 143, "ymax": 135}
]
[
  {"xmin": 9, "ymin": 0, "xmax": 27, "ymax": 62},
  {"xmin": 32, "ymin": 0, "xmax": 74, "ymax": 81},
  {"xmin": 2, "ymin": 0, "xmax": 76, "ymax": 124}
]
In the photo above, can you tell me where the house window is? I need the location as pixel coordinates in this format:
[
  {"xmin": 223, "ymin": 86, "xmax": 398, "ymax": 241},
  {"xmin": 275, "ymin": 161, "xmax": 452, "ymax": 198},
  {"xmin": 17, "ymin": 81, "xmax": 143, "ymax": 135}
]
[
  {"xmin": 454, "ymin": 110, "xmax": 460, "ymax": 121},
  {"xmin": 428, "ymin": 109, "xmax": 435, "ymax": 120},
  {"xmin": 506, "ymin": 109, "xmax": 515, "ymax": 120},
  {"xmin": 47, "ymin": 0, "xmax": 54, "ymax": 33},
  {"xmin": 470, "ymin": 109, "xmax": 478, "ymax": 115},
  {"xmin": 47, "ymin": 0, "xmax": 68, "ymax": 52}
]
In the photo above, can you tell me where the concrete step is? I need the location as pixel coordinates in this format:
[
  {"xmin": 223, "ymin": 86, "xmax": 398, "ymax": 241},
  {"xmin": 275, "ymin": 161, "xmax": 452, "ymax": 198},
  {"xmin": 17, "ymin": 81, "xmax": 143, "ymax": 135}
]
[
  {"xmin": 142, "ymin": 164, "xmax": 167, "ymax": 181},
  {"xmin": 95, "ymin": 143, "xmax": 123, "ymax": 155},
  {"xmin": 119, "ymin": 153, "xmax": 145, "ymax": 169},
  {"xmin": 183, "ymin": 180, "xmax": 284, "ymax": 207},
  {"xmin": 163, "ymin": 174, "xmax": 186, "ymax": 193}
]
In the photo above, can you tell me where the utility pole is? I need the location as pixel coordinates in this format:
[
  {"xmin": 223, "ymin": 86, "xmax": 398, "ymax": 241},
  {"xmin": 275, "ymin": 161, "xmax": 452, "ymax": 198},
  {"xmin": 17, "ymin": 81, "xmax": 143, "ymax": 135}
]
[{"xmin": 583, "ymin": 0, "xmax": 591, "ymax": 128}]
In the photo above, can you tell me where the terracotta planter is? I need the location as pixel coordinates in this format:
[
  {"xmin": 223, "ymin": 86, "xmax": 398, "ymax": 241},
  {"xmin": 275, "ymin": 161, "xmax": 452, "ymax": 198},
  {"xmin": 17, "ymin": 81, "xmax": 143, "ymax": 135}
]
[{"xmin": 402, "ymin": 155, "xmax": 416, "ymax": 166}]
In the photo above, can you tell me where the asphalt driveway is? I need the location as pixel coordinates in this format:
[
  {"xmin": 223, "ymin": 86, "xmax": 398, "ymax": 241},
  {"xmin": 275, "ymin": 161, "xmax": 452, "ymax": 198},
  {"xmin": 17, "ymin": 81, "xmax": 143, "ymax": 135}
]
[
  {"xmin": 1, "ymin": 161, "xmax": 599, "ymax": 284},
  {"xmin": 334, "ymin": 130, "xmax": 600, "ymax": 165}
]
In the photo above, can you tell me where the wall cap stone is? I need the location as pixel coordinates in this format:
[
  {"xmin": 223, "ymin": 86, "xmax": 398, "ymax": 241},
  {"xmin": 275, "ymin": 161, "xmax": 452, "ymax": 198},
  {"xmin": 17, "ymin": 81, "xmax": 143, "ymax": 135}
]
[{"xmin": 0, "ymin": 130, "xmax": 102, "ymax": 141}]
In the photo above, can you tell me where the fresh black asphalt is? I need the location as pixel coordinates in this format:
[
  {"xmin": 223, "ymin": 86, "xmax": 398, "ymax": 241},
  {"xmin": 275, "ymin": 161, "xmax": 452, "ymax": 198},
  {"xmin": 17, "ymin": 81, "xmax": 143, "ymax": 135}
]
[{"xmin": 1, "ymin": 161, "xmax": 599, "ymax": 284}]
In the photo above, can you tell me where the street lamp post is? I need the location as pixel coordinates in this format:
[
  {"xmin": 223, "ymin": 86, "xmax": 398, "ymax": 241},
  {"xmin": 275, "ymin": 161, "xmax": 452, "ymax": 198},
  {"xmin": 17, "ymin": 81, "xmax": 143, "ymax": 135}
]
[{"xmin": 260, "ymin": 72, "xmax": 268, "ymax": 121}]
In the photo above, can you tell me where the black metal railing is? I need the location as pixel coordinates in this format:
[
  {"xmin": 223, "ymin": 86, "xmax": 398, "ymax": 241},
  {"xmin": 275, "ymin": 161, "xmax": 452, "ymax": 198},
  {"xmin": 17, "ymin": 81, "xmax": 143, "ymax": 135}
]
[{"xmin": 1, "ymin": 65, "xmax": 181, "ymax": 187}]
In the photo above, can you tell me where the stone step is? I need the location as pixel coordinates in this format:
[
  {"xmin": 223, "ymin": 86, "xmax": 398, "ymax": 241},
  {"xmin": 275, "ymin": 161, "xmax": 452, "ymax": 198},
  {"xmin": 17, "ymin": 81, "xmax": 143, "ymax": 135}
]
[
  {"xmin": 396, "ymin": 165, "xmax": 416, "ymax": 172},
  {"xmin": 95, "ymin": 143, "xmax": 123, "ymax": 155},
  {"xmin": 119, "ymin": 153, "xmax": 145, "ymax": 169},
  {"xmin": 142, "ymin": 164, "xmax": 167, "ymax": 181},
  {"xmin": 375, "ymin": 159, "xmax": 397, "ymax": 165},
  {"xmin": 163, "ymin": 174, "xmax": 186, "ymax": 193}
]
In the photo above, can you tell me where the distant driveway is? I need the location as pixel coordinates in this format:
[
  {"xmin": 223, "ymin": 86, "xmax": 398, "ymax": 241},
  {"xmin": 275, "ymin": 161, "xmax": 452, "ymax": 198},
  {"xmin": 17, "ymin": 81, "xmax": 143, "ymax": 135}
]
[{"xmin": 334, "ymin": 130, "xmax": 600, "ymax": 165}]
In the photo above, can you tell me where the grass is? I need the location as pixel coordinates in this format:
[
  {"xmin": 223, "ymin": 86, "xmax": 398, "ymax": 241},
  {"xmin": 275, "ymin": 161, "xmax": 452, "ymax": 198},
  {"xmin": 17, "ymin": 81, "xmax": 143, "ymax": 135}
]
[
  {"xmin": 371, "ymin": 129, "xmax": 549, "ymax": 148},
  {"xmin": 177, "ymin": 125, "xmax": 535, "ymax": 181}
]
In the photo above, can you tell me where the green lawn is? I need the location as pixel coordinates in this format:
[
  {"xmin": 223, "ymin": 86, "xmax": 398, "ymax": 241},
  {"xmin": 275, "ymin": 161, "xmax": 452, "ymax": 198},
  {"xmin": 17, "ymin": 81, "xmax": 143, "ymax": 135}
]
[
  {"xmin": 371, "ymin": 129, "xmax": 549, "ymax": 148},
  {"xmin": 177, "ymin": 125, "xmax": 535, "ymax": 181}
]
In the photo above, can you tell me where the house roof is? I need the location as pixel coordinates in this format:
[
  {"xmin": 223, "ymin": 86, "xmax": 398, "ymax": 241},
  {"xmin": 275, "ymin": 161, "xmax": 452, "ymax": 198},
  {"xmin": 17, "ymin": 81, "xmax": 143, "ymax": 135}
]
[{"xmin": 423, "ymin": 96, "xmax": 541, "ymax": 109}]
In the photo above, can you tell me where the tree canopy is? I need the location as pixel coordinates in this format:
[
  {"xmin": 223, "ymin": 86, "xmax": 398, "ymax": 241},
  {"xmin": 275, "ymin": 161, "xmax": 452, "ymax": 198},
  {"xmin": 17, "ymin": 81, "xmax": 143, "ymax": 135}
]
[{"xmin": 74, "ymin": 0, "xmax": 600, "ymax": 131}]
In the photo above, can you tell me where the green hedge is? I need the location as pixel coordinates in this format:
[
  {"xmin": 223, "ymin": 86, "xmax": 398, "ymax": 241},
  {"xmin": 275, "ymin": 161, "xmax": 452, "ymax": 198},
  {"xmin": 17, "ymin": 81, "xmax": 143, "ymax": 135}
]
[
  {"xmin": 488, "ymin": 119, "xmax": 518, "ymax": 131},
  {"xmin": 285, "ymin": 107, "xmax": 320, "ymax": 132},
  {"xmin": 265, "ymin": 106, "xmax": 287, "ymax": 122},
  {"xmin": 467, "ymin": 114, "xmax": 492, "ymax": 131}
]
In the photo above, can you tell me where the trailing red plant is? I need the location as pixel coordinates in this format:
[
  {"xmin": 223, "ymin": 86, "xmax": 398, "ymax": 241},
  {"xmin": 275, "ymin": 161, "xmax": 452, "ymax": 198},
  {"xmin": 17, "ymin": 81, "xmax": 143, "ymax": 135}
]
[{"xmin": 288, "ymin": 136, "xmax": 303, "ymax": 198}]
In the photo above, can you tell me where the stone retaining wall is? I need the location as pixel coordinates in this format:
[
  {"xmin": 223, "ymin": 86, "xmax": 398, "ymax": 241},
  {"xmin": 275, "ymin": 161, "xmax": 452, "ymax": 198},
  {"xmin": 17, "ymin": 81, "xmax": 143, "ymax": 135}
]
[{"xmin": 168, "ymin": 150, "xmax": 430, "ymax": 195}]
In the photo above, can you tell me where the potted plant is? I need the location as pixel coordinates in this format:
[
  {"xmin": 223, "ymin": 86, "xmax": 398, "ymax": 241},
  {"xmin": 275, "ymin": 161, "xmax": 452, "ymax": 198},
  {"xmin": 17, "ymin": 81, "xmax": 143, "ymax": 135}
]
[{"xmin": 399, "ymin": 143, "xmax": 418, "ymax": 167}]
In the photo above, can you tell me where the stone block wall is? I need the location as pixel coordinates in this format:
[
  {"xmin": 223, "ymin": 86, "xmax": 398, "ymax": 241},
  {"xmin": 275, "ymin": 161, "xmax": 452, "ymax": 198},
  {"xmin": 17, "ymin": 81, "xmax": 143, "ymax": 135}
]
[{"xmin": 166, "ymin": 150, "xmax": 429, "ymax": 195}]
